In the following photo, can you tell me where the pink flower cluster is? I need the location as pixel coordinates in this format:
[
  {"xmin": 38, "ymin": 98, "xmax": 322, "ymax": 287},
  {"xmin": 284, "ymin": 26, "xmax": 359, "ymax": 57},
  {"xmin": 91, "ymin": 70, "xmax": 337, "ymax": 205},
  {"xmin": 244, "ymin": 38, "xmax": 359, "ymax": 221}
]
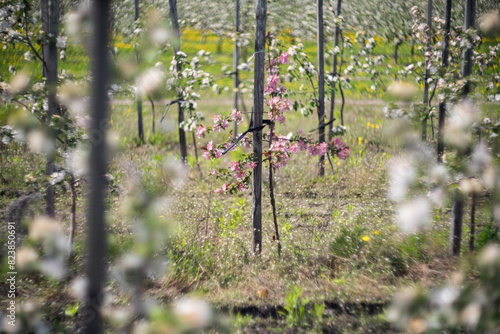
[
  {"xmin": 213, "ymin": 115, "xmax": 229, "ymax": 132},
  {"xmin": 215, "ymin": 183, "xmax": 230, "ymax": 194},
  {"xmin": 330, "ymin": 138, "xmax": 351, "ymax": 160},
  {"xmin": 276, "ymin": 51, "xmax": 289, "ymax": 65},
  {"xmin": 196, "ymin": 124, "xmax": 207, "ymax": 138},
  {"xmin": 306, "ymin": 142, "xmax": 328, "ymax": 157},
  {"xmin": 214, "ymin": 159, "xmax": 257, "ymax": 194},
  {"xmin": 230, "ymin": 109, "xmax": 243, "ymax": 124},
  {"xmin": 266, "ymin": 96, "xmax": 291, "ymax": 124},
  {"xmin": 202, "ymin": 140, "xmax": 223, "ymax": 160}
]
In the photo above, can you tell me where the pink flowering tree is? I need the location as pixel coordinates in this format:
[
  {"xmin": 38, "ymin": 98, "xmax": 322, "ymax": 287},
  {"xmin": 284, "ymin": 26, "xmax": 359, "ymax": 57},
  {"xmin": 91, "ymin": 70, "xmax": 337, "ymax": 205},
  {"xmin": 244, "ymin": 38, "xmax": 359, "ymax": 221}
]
[{"xmin": 197, "ymin": 35, "xmax": 351, "ymax": 256}]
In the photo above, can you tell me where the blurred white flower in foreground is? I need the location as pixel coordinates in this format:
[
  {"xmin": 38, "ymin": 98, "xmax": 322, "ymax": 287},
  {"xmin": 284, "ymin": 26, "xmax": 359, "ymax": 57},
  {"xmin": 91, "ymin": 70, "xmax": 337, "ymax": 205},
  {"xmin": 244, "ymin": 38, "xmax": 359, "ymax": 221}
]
[
  {"xmin": 65, "ymin": 148, "xmax": 89, "ymax": 177},
  {"xmin": 27, "ymin": 130, "xmax": 55, "ymax": 155},
  {"xmin": 70, "ymin": 277, "xmax": 89, "ymax": 300},
  {"xmin": 396, "ymin": 197, "xmax": 431, "ymax": 233},
  {"xmin": 136, "ymin": 67, "xmax": 166, "ymax": 96},
  {"xmin": 174, "ymin": 297, "xmax": 212, "ymax": 329},
  {"xmin": 16, "ymin": 247, "xmax": 38, "ymax": 270},
  {"xmin": 388, "ymin": 157, "xmax": 416, "ymax": 201},
  {"xmin": 29, "ymin": 216, "xmax": 63, "ymax": 241},
  {"xmin": 444, "ymin": 100, "xmax": 479, "ymax": 150}
]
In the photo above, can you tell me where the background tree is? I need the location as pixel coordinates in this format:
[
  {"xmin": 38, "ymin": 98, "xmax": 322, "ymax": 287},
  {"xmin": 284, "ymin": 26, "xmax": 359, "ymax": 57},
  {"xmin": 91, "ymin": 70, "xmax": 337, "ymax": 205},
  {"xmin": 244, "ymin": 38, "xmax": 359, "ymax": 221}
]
[
  {"xmin": 168, "ymin": 0, "xmax": 188, "ymax": 164},
  {"xmin": 328, "ymin": 0, "xmax": 342, "ymax": 140},
  {"xmin": 437, "ymin": 0, "xmax": 452, "ymax": 164},
  {"xmin": 421, "ymin": 0, "xmax": 432, "ymax": 140},
  {"xmin": 317, "ymin": 0, "xmax": 326, "ymax": 176},
  {"xmin": 135, "ymin": 0, "xmax": 144, "ymax": 144}
]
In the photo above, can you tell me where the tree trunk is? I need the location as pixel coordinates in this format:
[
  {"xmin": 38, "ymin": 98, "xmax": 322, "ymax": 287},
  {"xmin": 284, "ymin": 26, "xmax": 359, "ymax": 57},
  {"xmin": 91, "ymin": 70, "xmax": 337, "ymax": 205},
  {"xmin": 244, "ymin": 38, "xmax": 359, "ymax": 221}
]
[
  {"xmin": 68, "ymin": 173, "xmax": 76, "ymax": 259},
  {"xmin": 44, "ymin": 0, "xmax": 59, "ymax": 218},
  {"xmin": 449, "ymin": 191, "xmax": 464, "ymax": 256},
  {"xmin": 449, "ymin": 0, "xmax": 475, "ymax": 257},
  {"xmin": 148, "ymin": 95, "xmax": 155, "ymax": 133},
  {"xmin": 169, "ymin": 0, "xmax": 187, "ymax": 163},
  {"xmin": 422, "ymin": 0, "xmax": 432, "ymax": 141},
  {"xmin": 469, "ymin": 193, "xmax": 476, "ymax": 252},
  {"xmin": 137, "ymin": 94, "xmax": 144, "ymax": 143},
  {"xmin": 317, "ymin": 0, "xmax": 325, "ymax": 177},
  {"xmin": 328, "ymin": 0, "xmax": 342, "ymax": 140},
  {"xmin": 437, "ymin": 0, "xmax": 451, "ymax": 164},
  {"xmin": 41, "ymin": 0, "xmax": 49, "ymax": 78},
  {"xmin": 393, "ymin": 41, "xmax": 400, "ymax": 64},
  {"xmin": 233, "ymin": 0, "xmax": 240, "ymax": 139},
  {"xmin": 461, "ymin": 0, "xmax": 475, "ymax": 93},
  {"xmin": 82, "ymin": 0, "xmax": 111, "ymax": 332},
  {"xmin": 268, "ymin": 123, "xmax": 281, "ymax": 257},
  {"xmin": 135, "ymin": 0, "xmax": 144, "ymax": 144},
  {"xmin": 252, "ymin": 0, "xmax": 266, "ymax": 255}
]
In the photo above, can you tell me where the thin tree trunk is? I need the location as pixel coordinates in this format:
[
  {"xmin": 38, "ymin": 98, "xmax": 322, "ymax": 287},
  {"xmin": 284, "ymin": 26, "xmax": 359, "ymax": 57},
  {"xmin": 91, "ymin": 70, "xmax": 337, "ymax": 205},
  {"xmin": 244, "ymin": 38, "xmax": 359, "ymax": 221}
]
[
  {"xmin": 469, "ymin": 193, "xmax": 476, "ymax": 252},
  {"xmin": 135, "ymin": 0, "xmax": 144, "ymax": 144},
  {"xmin": 68, "ymin": 173, "xmax": 76, "ymax": 259},
  {"xmin": 461, "ymin": 0, "xmax": 475, "ymax": 90},
  {"xmin": 252, "ymin": 0, "xmax": 266, "ymax": 255},
  {"xmin": 41, "ymin": 0, "xmax": 49, "ymax": 78},
  {"xmin": 137, "ymin": 93, "xmax": 144, "ymax": 143},
  {"xmin": 169, "ymin": 0, "xmax": 187, "ymax": 163},
  {"xmin": 148, "ymin": 95, "xmax": 155, "ymax": 133},
  {"xmin": 317, "ymin": 0, "xmax": 325, "ymax": 176},
  {"xmin": 233, "ymin": 0, "xmax": 240, "ymax": 139},
  {"xmin": 450, "ymin": 191, "xmax": 464, "ymax": 256},
  {"xmin": 82, "ymin": 0, "xmax": 111, "ymax": 332},
  {"xmin": 45, "ymin": 0, "xmax": 59, "ymax": 218},
  {"xmin": 422, "ymin": 0, "xmax": 432, "ymax": 141},
  {"xmin": 328, "ymin": 0, "xmax": 342, "ymax": 140},
  {"xmin": 191, "ymin": 132, "xmax": 202, "ymax": 177},
  {"xmin": 450, "ymin": 0, "xmax": 475, "ymax": 257},
  {"xmin": 393, "ymin": 41, "xmax": 400, "ymax": 64},
  {"xmin": 268, "ymin": 123, "xmax": 281, "ymax": 257},
  {"xmin": 437, "ymin": 0, "xmax": 451, "ymax": 163}
]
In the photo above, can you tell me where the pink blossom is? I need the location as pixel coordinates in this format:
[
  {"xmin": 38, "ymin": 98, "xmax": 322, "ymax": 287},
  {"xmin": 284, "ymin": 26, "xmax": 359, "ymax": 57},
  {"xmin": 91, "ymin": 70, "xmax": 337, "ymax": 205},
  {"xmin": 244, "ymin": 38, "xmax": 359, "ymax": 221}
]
[
  {"xmin": 331, "ymin": 138, "xmax": 350, "ymax": 160},
  {"xmin": 238, "ymin": 183, "xmax": 247, "ymax": 192},
  {"xmin": 229, "ymin": 161, "xmax": 240, "ymax": 172},
  {"xmin": 207, "ymin": 140, "xmax": 214, "ymax": 151},
  {"xmin": 213, "ymin": 115, "xmax": 229, "ymax": 131},
  {"xmin": 196, "ymin": 125, "xmax": 207, "ymax": 138},
  {"xmin": 307, "ymin": 142, "xmax": 327, "ymax": 156},
  {"xmin": 265, "ymin": 74, "xmax": 280, "ymax": 95},
  {"xmin": 289, "ymin": 143, "xmax": 298, "ymax": 153},
  {"xmin": 277, "ymin": 51, "xmax": 289, "ymax": 64},
  {"xmin": 240, "ymin": 134, "xmax": 252, "ymax": 148},
  {"xmin": 221, "ymin": 183, "xmax": 229, "ymax": 192},
  {"xmin": 247, "ymin": 162, "xmax": 257, "ymax": 169},
  {"xmin": 337, "ymin": 148, "xmax": 350, "ymax": 160},
  {"xmin": 230, "ymin": 109, "xmax": 243, "ymax": 124},
  {"xmin": 267, "ymin": 96, "xmax": 291, "ymax": 124},
  {"xmin": 210, "ymin": 169, "xmax": 217, "ymax": 175}
]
